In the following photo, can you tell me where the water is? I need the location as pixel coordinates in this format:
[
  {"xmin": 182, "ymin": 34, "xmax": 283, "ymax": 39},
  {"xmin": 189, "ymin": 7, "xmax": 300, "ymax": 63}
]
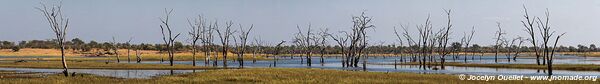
[
  {"xmin": 0, "ymin": 55, "xmax": 598, "ymax": 79},
  {"xmin": 437, "ymin": 55, "xmax": 600, "ymax": 64},
  {"xmin": 0, "ymin": 68, "xmax": 197, "ymax": 79},
  {"xmin": 135, "ymin": 55, "xmax": 600, "ymax": 76}
]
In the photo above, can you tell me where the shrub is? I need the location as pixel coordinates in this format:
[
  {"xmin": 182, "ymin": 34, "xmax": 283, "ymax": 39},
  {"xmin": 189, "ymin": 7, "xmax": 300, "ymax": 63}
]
[{"xmin": 11, "ymin": 46, "xmax": 20, "ymax": 52}]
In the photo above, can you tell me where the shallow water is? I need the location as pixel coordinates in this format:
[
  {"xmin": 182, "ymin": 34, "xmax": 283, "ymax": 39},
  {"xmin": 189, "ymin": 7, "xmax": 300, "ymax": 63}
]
[
  {"xmin": 0, "ymin": 68, "xmax": 197, "ymax": 79},
  {"xmin": 134, "ymin": 55, "xmax": 600, "ymax": 76},
  {"xmin": 0, "ymin": 55, "xmax": 598, "ymax": 78}
]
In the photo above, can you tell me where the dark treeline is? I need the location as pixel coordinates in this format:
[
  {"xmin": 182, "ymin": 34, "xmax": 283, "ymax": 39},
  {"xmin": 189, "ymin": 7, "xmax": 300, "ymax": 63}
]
[{"xmin": 1, "ymin": 39, "xmax": 597, "ymax": 54}]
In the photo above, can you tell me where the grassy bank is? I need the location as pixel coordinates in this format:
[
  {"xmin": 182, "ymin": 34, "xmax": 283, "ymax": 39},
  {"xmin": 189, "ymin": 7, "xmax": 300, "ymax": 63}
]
[
  {"xmin": 0, "ymin": 68, "xmax": 596, "ymax": 84},
  {"xmin": 392, "ymin": 62, "xmax": 600, "ymax": 71},
  {"xmin": 562, "ymin": 52, "xmax": 600, "ymax": 57},
  {"xmin": 0, "ymin": 61, "xmax": 223, "ymax": 70}
]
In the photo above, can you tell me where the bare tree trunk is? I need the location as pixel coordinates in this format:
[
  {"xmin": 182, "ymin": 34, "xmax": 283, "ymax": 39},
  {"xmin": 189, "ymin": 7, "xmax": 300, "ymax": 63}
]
[
  {"xmin": 192, "ymin": 46, "xmax": 196, "ymax": 66},
  {"xmin": 522, "ymin": 6, "xmax": 542, "ymax": 65},
  {"xmin": 127, "ymin": 48, "xmax": 130, "ymax": 63},
  {"xmin": 548, "ymin": 33, "xmax": 564, "ymax": 76},
  {"xmin": 216, "ymin": 21, "xmax": 234, "ymax": 67},
  {"xmin": 112, "ymin": 37, "xmax": 120, "ymax": 63},
  {"xmin": 274, "ymin": 41, "xmax": 286, "ymax": 67},
  {"xmin": 136, "ymin": 49, "xmax": 143, "ymax": 63},
  {"xmin": 126, "ymin": 38, "xmax": 132, "ymax": 63},
  {"xmin": 235, "ymin": 24, "xmax": 253, "ymax": 68},
  {"xmin": 159, "ymin": 9, "xmax": 181, "ymax": 66},
  {"xmin": 494, "ymin": 22, "xmax": 504, "ymax": 63},
  {"xmin": 60, "ymin": 43, "xmax": 69, "ymax": 76},
  {"xmin": 36, "ymin": 2, "xmax": 70, "ymax": 76},
  {"xmin": 187, "ymin": 15, "xmax": 205, "ymax": 66}
]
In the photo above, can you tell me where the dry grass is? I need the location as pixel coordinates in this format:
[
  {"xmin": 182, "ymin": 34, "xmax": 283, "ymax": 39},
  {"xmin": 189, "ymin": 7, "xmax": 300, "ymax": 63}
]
[
  {"xmin": 393, "ymin": 62, "xmax": 600, "ymax": 71},
  {"xmin": 0, "ymin": 61, "xmax": 223, "ymax": 70},
  {"xmin": 0, "ymin": 68, "xmax": 597, "ymax": 84}
]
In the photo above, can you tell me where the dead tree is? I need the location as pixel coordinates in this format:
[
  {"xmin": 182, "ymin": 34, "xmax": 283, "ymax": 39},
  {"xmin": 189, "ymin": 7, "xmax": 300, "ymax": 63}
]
[
  {"xmin": 294, "ymin": 24, "xmax": 314, "ymax": 66},
  {"xmin": 203, "ymin": 25, "xmax": 214, "ymax": 66},
  {"xmin": 136, "ymin": 49, "xmax": 143, "ymax": 63},
  {"xmin": 347, "ymin": 12, "xmax": 374, "ymax": 67},
  {"xmin": 392, "ymin": 26, "xmax": 404, "ymax": 65},
  {"xmin": 329, "ymin": 31, "xmax": 349, "ymax": 67},
  {"xmin": 505, "ymin": 37, "xmax": 522, "ymax": 62},
  {"xmin": 112, "ymin": 37, "xmax": 120, "ymax": 63},
  {"xmin": 292, "ymin": 35, "xmax": 305, "ymax": 64},
  {"xmin": 273, "ymin": 41, "xmax": 286, "ymax": 67},
  {"xmin": 438, "ymin": 10, "xmax": 453, "ymax": 69},
  {"xmin": 538, "ymin": 11, "xmax": 553, "ymax": 66},
  {"xmin": 521, "ymin": 6, "xmax": 542, "ymax": 65},
  {"xmin": 235, "ymin": 24, "xmax": 253, "ymax": 68},
  {"xmin": 401, "ymin": 26, "xmax": 417, "ymax": 63},
  {"xmin": 159, "ymin": 9, "xmax": 181, "ymax": 66},
  {"xmin": 208, "ymin": 21, "xmax": 218, "ymax": 66},
  {"xmin": 463, "ymin": 27, "xmax": 474, "ymax": 63},
  {"xmin": 429, "ymin": 31, "xmax": 439, "ymax": 65},
  {"xmin": 317, "ymin": 28, "xmax": 329, "ymax": 66},
  {"xmin": 126, "ymin": 38, "xmax": 133, "ymax": 63},
  {"xmin": 416, "ymin": 15, "xmax": 433, "ymax": 69},
  {"xmin": 536, "ymin": 9, "xmax": 564, "ymax": 75},
  {"xmin": 503, "ymin": 38, "xmax": 511, "ymax": 62},
  {"xmin": 188, "ymin": 15, "xmax": 205, "ymax": 66},
  {"xmin": 512, "ymin": 37, "xmax": 525, "ymax": 61},
  {"xmin": 36, "ymin": 2, "xmax": 70, "ymax": 76},
  {"xmin": 549, "ymin": 33, "xmax": 565, "ymax": 75},
  {"xmin": 215, "ymin": 21, "xmax": 235, "ymax": 67},
  {"xmin": 252, "ymin": 38, "xmax": 264, "ymax": 63},
  {"xmin": 494, "ymin": 22, "xmax": 504, "ymax": 63}
]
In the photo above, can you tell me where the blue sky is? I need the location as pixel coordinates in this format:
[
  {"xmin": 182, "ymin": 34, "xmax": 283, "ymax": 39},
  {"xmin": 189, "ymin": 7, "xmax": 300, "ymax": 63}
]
[{"xmin": 1, "ymin": 0, "xmax": 599, "ymax": 46}]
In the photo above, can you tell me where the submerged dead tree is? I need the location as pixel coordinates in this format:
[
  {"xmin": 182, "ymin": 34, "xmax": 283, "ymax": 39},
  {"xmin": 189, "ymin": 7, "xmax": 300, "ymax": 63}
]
[
  {"xmin": 317, "ymin": 28, "xmax": 329, "ymax": 66},
  {"xmin": 215, "ymin": 21, "xmax": 235, "ymax": 67},
  {"xmin": 273, "ymin": 40, "xmax": 286, "ymax": 67},
  {"xmin": 438, "ymin": 10, "xmax": 453, "ymax": 69},
  {"xmin": 126, "ymin": 38, "xmax": 133, "ymax": 63},
  {"xmin": 235, "ymin": 24, "xmax": 253, "ymax": 68},
  {"xmin": 329, "ymin": 31, "xmax": 349, "ymax": 67},
  {"xmin": 463, "ymin": 27, "xmax": 474, "ymax": 63},
  {"xmin": 159, "ymin": 9, "xmax": 181, "ymax": 66},
  {"xmin": 416, "ymin": 15, "xmax": 433, "ymax": 69},
  {"xmin": 188, "ymin": 15, "xmax": 205, "ymax": 66},
  {"xmin": 294, "ymin": 24, "xmax": 314, "ymax": 66},
  {"xmin": 536, "ymin": 9, "xmax": 565, "ymax": 75},
  {"xmin": 111, "ymin": 37, "xmax": 120, "ymax": 63},
  {"xmin": 493, "ymin": 22, "xmax": 504, "ymax": 63},
  {"xmin": 392, "ymin": 26, "xmax": 404, "ymax": 64},
  {"xmin": 401, "ymin": 26, "xmax": 417, "ymax": 63},
  {"xmin": 521, "ymin": 6, "xmax": 542, "ymax": 65},
  {"xmin": 512, "ymin": 37, "xmax": 525, "ymax": 61},
  {"xmin": 203, "ymin": 23, "xmax": 215, "ymax": 66},
  {"xmin": 207, "ymin": 21, "xmax": 217, "ymax": 66},
  {"xmin": 347, "ymin": 12, "xmax": 374, "ymax": 67},
  {"xmin": 135, "ymin": 49, "xmax": 143, "ymax": 63},
  {"xmin": 506, "ymin": 37, "xmax": 524, "ymax": 62},
  {"xmin": 36, "ymin": 2, "xmax": 71, "ymax": 76},
  {"xmin": 252, "ymin": 38, "xmax": 264, "ymax": 63}
]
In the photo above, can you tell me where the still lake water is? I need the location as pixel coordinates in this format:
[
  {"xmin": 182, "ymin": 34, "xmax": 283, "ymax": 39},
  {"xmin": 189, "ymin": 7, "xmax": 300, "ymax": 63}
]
[{"xmin": 0, "ymin": 55, "xmax": 599, "ymax": 78}]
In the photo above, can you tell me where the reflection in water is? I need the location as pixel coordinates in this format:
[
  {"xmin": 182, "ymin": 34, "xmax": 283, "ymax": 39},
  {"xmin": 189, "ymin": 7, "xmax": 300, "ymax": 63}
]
[
  {"xmin": 135, "ymin": 55, "xmax": 600, "ymax": 76},
  {"xmin": 0, "ymin": 55, "xmax": 599, "ymax": 79},
  {"xmin": 0, "ymin": 68, "xmax": 195, "ymax": 79}
]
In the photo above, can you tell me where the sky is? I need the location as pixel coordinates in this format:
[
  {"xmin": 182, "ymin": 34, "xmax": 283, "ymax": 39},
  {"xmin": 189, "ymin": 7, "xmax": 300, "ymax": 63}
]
[{"xmin": 1, "ymin": 0, "xmax": 599, "ymax": 46}]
